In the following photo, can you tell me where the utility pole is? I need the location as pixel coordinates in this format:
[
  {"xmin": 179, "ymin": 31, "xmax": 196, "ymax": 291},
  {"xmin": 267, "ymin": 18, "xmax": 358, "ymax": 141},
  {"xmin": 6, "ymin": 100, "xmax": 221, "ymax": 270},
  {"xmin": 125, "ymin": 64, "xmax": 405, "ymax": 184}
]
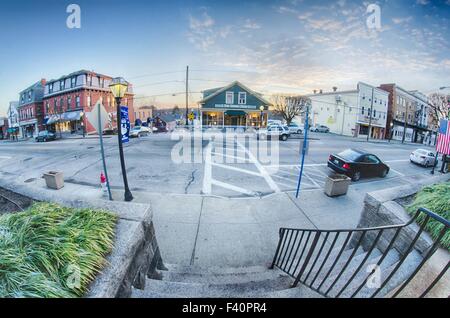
[
  {"xmin": 367, "ymin": 87, "xmax": 374, "ymax": 142},
  {"xmin": 402, "ymin": 102, "xmax": 408, "ymax": 144},
  {"xmin": 185, "ymin": 65, "xmax": 189, "ymax": 127}
]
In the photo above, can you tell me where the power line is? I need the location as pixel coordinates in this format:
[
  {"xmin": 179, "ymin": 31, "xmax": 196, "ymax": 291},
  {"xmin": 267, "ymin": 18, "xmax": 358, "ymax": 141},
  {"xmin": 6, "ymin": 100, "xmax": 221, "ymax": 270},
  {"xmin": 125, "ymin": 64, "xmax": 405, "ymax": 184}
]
[
  {"xmin": 133, "ymin": 80, "xmax": 185, "ymax": 88},
  {"xmin": 128, "ymin": 70, "xmax": 185, "ymax": 80}
]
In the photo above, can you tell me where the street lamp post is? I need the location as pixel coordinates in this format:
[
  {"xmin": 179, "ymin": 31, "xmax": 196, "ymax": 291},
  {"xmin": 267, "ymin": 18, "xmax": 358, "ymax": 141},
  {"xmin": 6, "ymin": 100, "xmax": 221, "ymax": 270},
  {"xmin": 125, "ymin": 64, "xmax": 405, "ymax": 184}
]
[
  {"xmin": 259, "ymin": 105, "xmax": 264, "ymax": 128},
  {"xmin": 109, "ymin": 77, "xmax": 133, "ymax": 202},
  {"xmin": 80, "ymin": 112, "xmax": 85, "ymax": 138}
]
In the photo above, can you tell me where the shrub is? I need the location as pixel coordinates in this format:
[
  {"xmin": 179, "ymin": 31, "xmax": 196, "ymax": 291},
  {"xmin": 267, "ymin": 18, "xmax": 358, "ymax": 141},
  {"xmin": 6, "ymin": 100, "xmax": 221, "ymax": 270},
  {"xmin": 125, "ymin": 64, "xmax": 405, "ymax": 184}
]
[
  {"xmin": 406, "ymin": 182, "xmax": 450, "ymax": 250},
  {"xmin": 0, "ymin": 202, "xmax": 116, "ymax": 298}
]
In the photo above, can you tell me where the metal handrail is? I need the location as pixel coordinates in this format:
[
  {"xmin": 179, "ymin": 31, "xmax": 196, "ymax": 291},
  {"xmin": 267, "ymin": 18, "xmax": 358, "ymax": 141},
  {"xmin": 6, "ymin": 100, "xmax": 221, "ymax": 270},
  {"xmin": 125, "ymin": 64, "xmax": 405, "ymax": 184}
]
[{"xmin": 270, "ymin": 207, "xmax": 449, "ymax": 298}]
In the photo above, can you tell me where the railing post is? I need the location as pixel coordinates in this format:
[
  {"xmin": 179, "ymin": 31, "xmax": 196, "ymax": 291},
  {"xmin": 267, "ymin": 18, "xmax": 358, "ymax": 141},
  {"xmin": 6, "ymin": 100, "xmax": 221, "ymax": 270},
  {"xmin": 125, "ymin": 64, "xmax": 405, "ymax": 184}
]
[
  {"xmin": 293, "ymin": 232, "xmax": 321, "ymax": 288},
  {"xmin": 270, "ymin": 228, "xmax": 285, "ymax": 269}
]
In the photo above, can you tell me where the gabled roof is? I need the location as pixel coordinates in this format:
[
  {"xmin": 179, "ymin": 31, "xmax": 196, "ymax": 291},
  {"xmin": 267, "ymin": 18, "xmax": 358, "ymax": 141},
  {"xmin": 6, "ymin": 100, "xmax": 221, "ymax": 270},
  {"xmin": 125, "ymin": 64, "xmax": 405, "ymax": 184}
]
[
  {"xmin": 18, "ymin": 81, "xmax": 44, "ymax": 94},
  {"xmin": 199, "ymin": 81, "xmax": 271, "ymax": 105}
]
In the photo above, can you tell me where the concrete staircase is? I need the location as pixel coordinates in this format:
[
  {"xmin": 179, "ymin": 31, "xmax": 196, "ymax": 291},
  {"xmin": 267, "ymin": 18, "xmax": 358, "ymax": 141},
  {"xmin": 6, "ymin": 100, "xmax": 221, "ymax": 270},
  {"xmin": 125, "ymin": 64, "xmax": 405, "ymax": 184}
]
[
  {"xmin": 131, "ymin": 246, "xmax": 423, "ymax": 298},
  {"xmin": 132, "ymin": 264, "xmax": 323, "ymax": 298}
]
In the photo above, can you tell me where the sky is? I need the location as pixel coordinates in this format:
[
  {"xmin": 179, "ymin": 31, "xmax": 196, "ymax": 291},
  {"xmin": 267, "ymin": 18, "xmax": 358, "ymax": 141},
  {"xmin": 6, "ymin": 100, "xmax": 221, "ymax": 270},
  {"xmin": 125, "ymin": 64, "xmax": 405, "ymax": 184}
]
[{"xmin": 0, "ymin": 0, "xmax": 449, "ymax": 115}]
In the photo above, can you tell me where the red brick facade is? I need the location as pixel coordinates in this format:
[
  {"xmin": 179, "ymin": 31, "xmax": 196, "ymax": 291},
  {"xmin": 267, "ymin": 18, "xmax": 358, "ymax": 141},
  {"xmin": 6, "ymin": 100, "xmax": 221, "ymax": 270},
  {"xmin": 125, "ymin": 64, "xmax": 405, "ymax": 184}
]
[{"xmin": 43, "ymin": 71, "xmax": 135, "ymax": 134}]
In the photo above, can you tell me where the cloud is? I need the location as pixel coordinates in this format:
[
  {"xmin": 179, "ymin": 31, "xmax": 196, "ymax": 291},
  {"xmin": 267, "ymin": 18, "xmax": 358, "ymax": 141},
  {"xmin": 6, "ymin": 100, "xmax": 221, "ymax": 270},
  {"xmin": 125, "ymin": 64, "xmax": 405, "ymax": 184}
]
[
  {"xmin": 187, "ymin": 10, "xmax": 232, "ymax": 51},
  {"xmin": 243, "ymin": 19, "xmax": 261, "ymax": 30},
  {"xmin": 416, "ymin": 0, "xmax": 429, "ymax": 5},
  {"xmin": 392, "ymin": 16, "xmax": 413, "ymax": 24}
]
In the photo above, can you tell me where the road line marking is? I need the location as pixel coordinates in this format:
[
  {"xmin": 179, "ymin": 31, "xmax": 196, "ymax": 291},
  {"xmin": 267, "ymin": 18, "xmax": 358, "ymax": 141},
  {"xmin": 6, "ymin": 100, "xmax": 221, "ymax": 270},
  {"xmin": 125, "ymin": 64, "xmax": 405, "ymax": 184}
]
[
  {"xmin": 237, "ymin": 140, "xmax": 281, "ymax": 193},
  {"xmin": 202, "ymin": 143, "xmax": 212, "ymax": 194},
  {"xmin": 389, "ymin": 168, "xmax": 405, "ymax": 177},
  {"xmin": 272, "ymin": 174, "xmax": 299, "ymax": 184},
  {"xmin": 211, "ymin": 179, "xmax": 257, "ymax": 196},
  {"xmin": 385, "ymin": 159, "xmax": 410, "ymax": 163},
  {"xmin": 303, "ymin": 172, "xmax": 321, "ymax": 188},
  {"xmin": 211, "ymin": 152, "xmax": 249, "ymax": 163},
  {"xmin": 211, "ymin": 162, "xmax": 263, "ymax": 177}
]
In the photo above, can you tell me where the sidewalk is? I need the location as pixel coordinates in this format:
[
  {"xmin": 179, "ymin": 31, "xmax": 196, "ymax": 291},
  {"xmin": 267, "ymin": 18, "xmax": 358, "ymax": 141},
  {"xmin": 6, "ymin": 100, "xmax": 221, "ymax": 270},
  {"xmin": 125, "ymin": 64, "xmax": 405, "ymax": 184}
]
[{"xmin": 1, "ymin": 169, "xmax": 447, "ymax": 269}]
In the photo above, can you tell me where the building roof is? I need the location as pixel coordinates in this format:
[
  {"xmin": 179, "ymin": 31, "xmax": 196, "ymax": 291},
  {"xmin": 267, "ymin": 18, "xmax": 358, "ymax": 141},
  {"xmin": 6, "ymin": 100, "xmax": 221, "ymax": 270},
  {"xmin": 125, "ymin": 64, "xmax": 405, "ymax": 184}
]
[
  {"xmin": 199, "ymin": 81, "xmax": 271, "ymax": 105},
  {"xmin": 46, "ymin": 69, "xmax": 113, "ymax": 85},
  {"xmin": 18, "ymin": 80, "xmax": 44, "ymax": 95}
]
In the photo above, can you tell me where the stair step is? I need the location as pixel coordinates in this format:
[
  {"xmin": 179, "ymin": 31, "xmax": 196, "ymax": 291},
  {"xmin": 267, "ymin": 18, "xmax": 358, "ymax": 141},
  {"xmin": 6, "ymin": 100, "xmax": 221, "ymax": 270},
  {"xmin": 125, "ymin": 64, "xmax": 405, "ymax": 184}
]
[
  {"xmin": 163, "ymin": 263, "xmax": 271, "ymax": 276},
  {"xmin": 132, "ymin": 275, "xmax": 294, "ymax": 298},
  {"xmin": 261, "ymin": 284, "xmax": 324, "ymax": 298},
  {"xmin": 159, "ymin": 267, "xmax": 290, "ymax": 285},
  {"xmin": 298, "ymin": 247, "xmax": 365, "ymax": 289},
  {"xmin": 327, "ymin": 249, "xmax": 400, "ymax": 298},
  {"xmin": 364, "ymin": 249, "xmax": 423, "ymax": 298}
]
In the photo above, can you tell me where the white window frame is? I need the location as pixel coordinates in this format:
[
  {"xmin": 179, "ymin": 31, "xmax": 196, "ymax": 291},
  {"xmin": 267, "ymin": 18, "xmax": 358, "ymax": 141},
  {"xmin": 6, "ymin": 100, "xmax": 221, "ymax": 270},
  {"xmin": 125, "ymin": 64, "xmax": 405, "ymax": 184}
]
[
  {"xmin": 238, "ymin": 92, "xmax": 247, "ymax": 105},
  {"xmin": 225, "ymin": 91, "xmax": 234, "ymax": 105}
]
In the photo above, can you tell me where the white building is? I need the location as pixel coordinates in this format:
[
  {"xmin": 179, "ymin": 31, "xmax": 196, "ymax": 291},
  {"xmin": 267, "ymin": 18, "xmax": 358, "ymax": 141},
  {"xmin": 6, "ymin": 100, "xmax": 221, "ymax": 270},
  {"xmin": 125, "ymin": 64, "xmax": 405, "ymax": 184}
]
[
  {"xmin": 6, "ymin": 101, "xmax": 21, "ymax": 138},
  {"xmin": 307, "ymin": 82, "xmax": 389, "ymax": 139}
]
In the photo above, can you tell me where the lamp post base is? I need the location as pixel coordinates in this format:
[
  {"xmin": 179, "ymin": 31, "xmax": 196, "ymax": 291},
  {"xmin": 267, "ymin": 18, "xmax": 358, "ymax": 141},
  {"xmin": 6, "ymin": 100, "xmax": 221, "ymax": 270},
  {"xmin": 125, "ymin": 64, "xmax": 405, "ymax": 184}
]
[{"xmin": 124, "ymin": 189, "xmax": 134, "ymax": 202}]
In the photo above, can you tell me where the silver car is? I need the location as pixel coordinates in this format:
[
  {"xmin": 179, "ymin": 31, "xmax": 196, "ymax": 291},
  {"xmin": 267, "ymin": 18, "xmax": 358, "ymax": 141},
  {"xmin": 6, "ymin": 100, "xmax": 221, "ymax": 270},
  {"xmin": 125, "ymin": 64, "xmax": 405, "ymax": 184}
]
[{"xmin": 410, "ymin": 149, "xmax": 437, "ymax": 167}]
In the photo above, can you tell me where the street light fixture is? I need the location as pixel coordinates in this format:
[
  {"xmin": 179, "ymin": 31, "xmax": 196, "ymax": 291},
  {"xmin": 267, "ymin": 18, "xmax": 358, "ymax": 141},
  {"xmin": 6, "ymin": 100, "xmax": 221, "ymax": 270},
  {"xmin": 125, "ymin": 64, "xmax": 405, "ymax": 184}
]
[
  {"xmin": 109, "ymin": 77, "xmax": 133, "ymax": 202},
  {"xmin": 259, "ymin": 105, "xmax": 264, "ymax": 128},
  {"xmin": 80, "ymin": 111, "xmax": 85, "ymax": 138}
]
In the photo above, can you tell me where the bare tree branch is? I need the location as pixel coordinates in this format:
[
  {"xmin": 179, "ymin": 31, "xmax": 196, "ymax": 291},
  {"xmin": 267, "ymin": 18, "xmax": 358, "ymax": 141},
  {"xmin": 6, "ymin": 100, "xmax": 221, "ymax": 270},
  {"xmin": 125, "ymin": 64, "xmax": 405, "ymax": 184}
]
[
  {"xmin": 428, "ymin": 93, "xmax": 450, "ymax": 129},
  {"xmin": 271, "ymin": 95, "xmax": 310, "ymax": 125}
]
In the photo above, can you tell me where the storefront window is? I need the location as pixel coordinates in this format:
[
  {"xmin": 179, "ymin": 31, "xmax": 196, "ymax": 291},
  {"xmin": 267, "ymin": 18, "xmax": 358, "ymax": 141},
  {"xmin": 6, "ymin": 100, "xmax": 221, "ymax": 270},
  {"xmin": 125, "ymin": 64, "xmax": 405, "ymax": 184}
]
[{"xmin": 202, "ymin": 111, "xmax": 223, "ymax": 126}]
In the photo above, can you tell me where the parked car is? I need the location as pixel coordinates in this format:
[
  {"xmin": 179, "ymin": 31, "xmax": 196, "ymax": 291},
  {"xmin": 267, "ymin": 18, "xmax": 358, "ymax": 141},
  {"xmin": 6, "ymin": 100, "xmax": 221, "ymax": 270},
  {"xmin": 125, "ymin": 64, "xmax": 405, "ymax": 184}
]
[
  {"xmin": 310, "ymin": 125, "xmax": 330, "ymax": 133},
  {"xmin": 267, "ymin": 119, "xmax": 283, "ymax": 126},
  {"xmin": 102, "ymin": 128, "xmax": 117, "ymax": 135},
  {"xmin": 410, "ymin": 149, "xmax": 438, "ymax": 167},
  {"xmin": 35, "ymin": 130, "xmax": 57, "ymax": 142},
  {"xmin": 327, "ymin": 148, "xmax": 390, "ymax": 181},
  {"xmin": 256, "ymin": 124, "xmax": 290, "ymax": 141},
  {"xmin": 287, "ymin": 123, "xmax": 302, "ymax": 134},
  {"xmin": 130, "ymin": 126, "xmax": 151, "ymax": 138}
]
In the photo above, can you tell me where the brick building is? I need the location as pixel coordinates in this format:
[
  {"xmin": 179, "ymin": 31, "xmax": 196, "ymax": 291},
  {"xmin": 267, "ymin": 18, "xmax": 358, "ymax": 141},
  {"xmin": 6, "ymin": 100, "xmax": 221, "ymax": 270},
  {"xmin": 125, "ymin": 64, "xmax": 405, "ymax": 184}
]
[
  {"xmin": 43, "ymin": 70, "xmax": 135, "ymax": 135},
  {"xmin": 379, "ymin": 84, "xmax": 430, "ymax": 143},
  {"xmin": 17, "ymin": 80, "xmax": 46, "ymax": 138}
]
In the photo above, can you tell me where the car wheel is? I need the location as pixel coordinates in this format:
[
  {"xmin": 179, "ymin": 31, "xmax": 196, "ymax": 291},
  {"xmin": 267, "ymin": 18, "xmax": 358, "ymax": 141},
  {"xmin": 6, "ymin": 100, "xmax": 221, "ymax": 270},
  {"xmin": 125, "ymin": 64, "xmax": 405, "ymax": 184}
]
[
  {"xmin": 297, "ymin": 130, "xmax": 302, "ymax": 134},
  {"xmin": 351, "ymin": 171, "xmax": 361, "ymax": 182},
  {"xmin": 380, "ymin": 169, "xmax": 388, "ymax": 178},
  {"xmin": 424, "ymin": 160, "xmax": 430, "ymax": 168},
  {"xmin": 281, "ymin": 134, "xmax": 288, "ymax": 141}
]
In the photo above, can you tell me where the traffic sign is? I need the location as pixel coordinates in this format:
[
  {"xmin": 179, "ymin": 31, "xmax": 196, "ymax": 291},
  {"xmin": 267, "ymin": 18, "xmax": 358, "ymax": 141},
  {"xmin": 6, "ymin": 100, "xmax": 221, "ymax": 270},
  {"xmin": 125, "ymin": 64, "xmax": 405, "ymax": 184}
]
[
  {"xmin": 188, "ymin": 112, "xmax": 195, "ymax": 121},
  {"xmin": 86, "ymin": 100, "xmax": 109, "ymax": 134}
]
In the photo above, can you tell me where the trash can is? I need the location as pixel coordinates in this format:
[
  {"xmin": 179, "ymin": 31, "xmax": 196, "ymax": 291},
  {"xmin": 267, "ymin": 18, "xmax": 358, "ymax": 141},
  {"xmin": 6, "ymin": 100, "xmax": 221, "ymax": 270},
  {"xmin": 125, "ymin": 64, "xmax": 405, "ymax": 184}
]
[
  {"xmin": 43, "ymin": 171, "xmax": 64, "ymax": 190},
  {"xmin": 324, "ymin": 174, "xmax": 351, "ymax": 197}
]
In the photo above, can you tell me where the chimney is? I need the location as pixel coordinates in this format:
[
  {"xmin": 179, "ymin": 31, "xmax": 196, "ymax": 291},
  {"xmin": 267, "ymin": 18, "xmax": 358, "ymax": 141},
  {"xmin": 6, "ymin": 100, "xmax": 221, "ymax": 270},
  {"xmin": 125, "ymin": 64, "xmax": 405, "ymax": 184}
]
[
  {"xmin": 41, "ymin": 78, "xmax": 46, "ymax": 86},
  {"xmin": 319, "ymin": 89, "xmax": 323, "ymax": 94},
  {"xmin": 332, "ymin": 86, "xmax": 337, "ymax": 92},
  {"xmin": 313, "ymin": 89, "xmax": 317, "ymax": 94}
]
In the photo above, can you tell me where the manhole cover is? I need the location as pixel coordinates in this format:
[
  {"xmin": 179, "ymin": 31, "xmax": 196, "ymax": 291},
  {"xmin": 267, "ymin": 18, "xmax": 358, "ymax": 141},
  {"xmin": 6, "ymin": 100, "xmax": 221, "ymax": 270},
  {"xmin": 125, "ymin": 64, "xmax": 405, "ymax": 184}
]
[
  {"xmin": 87, "ymin": 146, "xmax": 94, "ymax": 149},
  {"xmin": 23, "ymin": 158, "xmax": 32, "ymax": 162},
  {"xmin": 24, "ymin": 178, "xmax": 37, "ymax": 183}
]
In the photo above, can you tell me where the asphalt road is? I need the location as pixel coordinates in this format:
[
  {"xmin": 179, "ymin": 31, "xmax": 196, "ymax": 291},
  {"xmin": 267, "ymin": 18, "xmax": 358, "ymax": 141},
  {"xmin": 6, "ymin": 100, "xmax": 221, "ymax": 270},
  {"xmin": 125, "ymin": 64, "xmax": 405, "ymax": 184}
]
[{"xmin": 0, "ymin": 132, "xmax": 440, "ymax": 198}]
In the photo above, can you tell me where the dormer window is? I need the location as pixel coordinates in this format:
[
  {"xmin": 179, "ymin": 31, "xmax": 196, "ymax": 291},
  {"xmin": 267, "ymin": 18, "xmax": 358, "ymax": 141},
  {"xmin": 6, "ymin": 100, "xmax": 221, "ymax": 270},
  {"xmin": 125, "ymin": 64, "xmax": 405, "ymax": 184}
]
[
  {"xmin": 60, "ymin": 80, "xmax": 65, "ymax": 90},
  {"xmin": 238, "ymin": 92, "xmax": 247, "ymax": 105},
  {"xmin": 71, "ymin": 77, "xmax": 76, "ymax": 88},
  {"xmin": 28, "ymin": 91, "xmax": 32, "ymax": 101},
  {"xmin": 49, "ymin": 83, "xmax": 54, "ymax": 93},
  {"xmin": 225, "ymin": 91, "xmax": 234, "ymax": 104}
]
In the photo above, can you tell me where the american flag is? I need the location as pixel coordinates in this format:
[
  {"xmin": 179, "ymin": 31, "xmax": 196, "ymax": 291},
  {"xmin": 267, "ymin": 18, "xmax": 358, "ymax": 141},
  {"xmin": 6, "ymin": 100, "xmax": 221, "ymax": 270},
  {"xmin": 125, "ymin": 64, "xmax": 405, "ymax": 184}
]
[{"xmin": 436, "ymin": 119, "xmax": 450, "ymax": 155}]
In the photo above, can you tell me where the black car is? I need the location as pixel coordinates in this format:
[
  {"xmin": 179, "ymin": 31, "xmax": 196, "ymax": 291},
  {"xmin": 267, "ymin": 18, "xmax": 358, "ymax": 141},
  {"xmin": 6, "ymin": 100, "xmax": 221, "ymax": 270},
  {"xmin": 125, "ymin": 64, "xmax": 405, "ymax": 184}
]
[
  {"xmin": 35, "ymin": 130, "xmax": 57, "ymax": 142},
  {"xmin": 327, "ymin": 149, "xmax": 389, "ymax": 181}
]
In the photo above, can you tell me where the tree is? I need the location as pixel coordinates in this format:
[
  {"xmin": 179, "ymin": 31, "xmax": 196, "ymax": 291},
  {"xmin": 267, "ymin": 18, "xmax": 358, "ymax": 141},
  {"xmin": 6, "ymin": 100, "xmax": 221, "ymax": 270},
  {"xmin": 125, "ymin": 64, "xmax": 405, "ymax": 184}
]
[
  {"xmin": 271, "ymin": 95, "xmax": 311, "ymax": 125},
  {"xmin": 428, "ymin": 92, "xmax": 450, "ymax": 129},
  {"xmin": 172, "ymin": 105, "xmax": 181, "ymax": 115}
]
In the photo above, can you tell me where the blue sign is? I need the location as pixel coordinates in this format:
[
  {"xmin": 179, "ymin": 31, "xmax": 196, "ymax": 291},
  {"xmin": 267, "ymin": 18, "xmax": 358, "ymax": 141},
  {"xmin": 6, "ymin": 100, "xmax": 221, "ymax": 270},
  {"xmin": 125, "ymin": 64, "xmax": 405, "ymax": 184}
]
[{"xmin": 120, "ymin": 106, "xmax": 130, "ymax": 143}]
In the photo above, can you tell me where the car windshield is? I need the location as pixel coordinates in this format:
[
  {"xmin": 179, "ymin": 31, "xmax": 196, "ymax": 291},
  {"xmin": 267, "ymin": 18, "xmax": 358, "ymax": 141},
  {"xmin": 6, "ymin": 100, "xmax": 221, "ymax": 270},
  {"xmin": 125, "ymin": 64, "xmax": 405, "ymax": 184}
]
[
  {"xmin": 132, "ymin": 127, "xmax": 141, "ymax": 131},
  {"xmin": 338, "ymin": 149, "xmax": 362, "ymax": 161},
  {"xmin": 416, "ymin": 149, "xmax": 428, "ymax": 155},
  {"xmin": 38, "ymin": 131, "xmax": 48, "ymax": 136}
]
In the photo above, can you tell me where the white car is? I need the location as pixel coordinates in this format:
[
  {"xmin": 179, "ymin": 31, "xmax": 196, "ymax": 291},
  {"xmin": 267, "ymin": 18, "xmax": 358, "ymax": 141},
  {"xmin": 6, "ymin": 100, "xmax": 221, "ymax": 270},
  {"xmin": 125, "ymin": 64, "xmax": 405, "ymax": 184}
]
[
  {"xmin": 130, "ymin": 126, "xmax": 151, "ymax": 138},
  {"xmin": 410, "ymin": 149, "xmax": 437, "ymax": 167}
]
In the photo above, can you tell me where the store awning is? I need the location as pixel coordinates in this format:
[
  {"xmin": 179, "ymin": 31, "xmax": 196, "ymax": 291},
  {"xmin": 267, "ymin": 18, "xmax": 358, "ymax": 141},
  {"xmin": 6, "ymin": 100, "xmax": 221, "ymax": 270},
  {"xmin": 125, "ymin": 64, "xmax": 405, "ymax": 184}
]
[
  {"xmin": 224, "ymin": 110, "xmax": 246, "ymax": 116},
  {"xmin": 45, "ymin": 110, "xmax": 83, "ymax": 125}
]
